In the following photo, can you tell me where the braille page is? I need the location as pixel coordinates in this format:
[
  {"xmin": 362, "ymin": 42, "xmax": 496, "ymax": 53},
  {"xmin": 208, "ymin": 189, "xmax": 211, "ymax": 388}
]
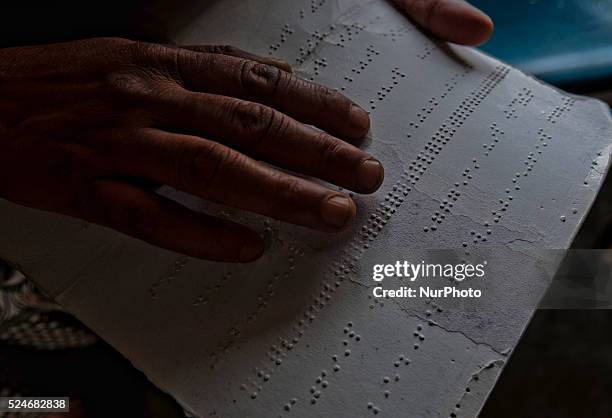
[{"xmin": 1, "ymin": 0, "xmax": 612, "ymax": 417}]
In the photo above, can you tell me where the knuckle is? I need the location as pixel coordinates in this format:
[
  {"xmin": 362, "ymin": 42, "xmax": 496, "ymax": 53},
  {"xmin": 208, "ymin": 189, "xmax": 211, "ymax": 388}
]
[
  {"xmin": 127, "ymin": 40, "xmax": 164, "ymax": 64},
  {"xmin": 80, "ymin": 182, "xmax": 157, "ymax": 240},
  {"xmin": 273, "ymin": 175, "xmax": 303, "ymax": 209},
  {"xmin": 313, "ymin": 82, "xmax": 333, "ymax": 101},
  {"xmin": 103, "ymin": 70, "xmax": 155, "ymax": 103},
  {"xmin": 240, "ymin": 61, "xmax": 283, "ymax": 96},
  {"xmin": 312, "ymin": 82, "xmax": 345, "ymax": 111},
  {"xmin": 177, "ymin": 142, "xmax": 232, "ymax": 191},
  {"xmin": 167, "ymin": 47, "xmax": 201, "ymax": 85},
  {"xmin": 87, "ymin": 37, "xmax": 138, "ymax": 60},
  {"xmin": 267, "ymin": 111, "xmax": 291, "ymax": 140},
  {"xmin": 177, "ymin": 144, "xmax": 212, "ymax": 188},
  {"xmin": 317, "ymin": 133, "xmax": 344, "ymax": 168},
  {"xmin": 226, "ymin": 101, "xmax": 275, "ymax": 143},
  {"xmin": 124, "ymin": 41, "xmax": 188, "ymax": 85}
]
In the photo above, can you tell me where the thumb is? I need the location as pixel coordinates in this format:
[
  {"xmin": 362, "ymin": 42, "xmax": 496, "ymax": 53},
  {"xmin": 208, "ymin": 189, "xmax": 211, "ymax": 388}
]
[{"xmin": 392, "ymin": 0, "xmax": 493, "ymax": 46}]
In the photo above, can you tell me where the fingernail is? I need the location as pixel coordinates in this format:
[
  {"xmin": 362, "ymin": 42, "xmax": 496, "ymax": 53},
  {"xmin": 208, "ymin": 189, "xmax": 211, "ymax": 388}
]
[
  {"xmin": 358, "ymin": 158, "xmax": 384, "ymax": 192},
  {"xmin": 349, "ymin": 104, "xmax": 370, "ymax": 133},
  {"xmin": 239, "ymin": 239, "xmax": 264, "ymax": 262},
  {"xmin": 321, "ymin": 195, "xmax": 355, "ymax": 229}
]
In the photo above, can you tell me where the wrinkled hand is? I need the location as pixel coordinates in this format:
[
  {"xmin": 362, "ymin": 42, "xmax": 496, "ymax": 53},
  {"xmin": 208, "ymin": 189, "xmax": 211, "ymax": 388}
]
[
  {"xmin": 0, "ymin": 38, "xmax": 382, "ymax": 262},
  {"xmin": 392, "ymin": 0, "xmax": 493, "ymax": 45}
]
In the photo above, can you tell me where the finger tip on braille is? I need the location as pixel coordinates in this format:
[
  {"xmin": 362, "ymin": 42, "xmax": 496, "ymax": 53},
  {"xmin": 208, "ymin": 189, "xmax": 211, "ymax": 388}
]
[
  {"xmin": 321, "ymin": 194, "xmax": 356, "ymax": 229},
  {"xmin": 349, "ymin": 104, "xmax": 371, "ymax": 136},
  {"xmin": 358, "ymin": 158, "xmax": 385, "ymax": 193}
]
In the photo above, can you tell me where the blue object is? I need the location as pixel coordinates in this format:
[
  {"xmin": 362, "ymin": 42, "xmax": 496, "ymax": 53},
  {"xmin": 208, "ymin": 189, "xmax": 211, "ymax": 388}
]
[{"xmin": 471, "ymin": 0, "xmax": 612, "ymax": 89}]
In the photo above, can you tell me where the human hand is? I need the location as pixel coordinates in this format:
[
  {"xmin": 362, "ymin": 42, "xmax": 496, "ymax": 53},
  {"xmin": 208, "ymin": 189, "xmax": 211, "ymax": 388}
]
[
  {"xmin": 391, "ymin": 0, "xmax": 493, "ymax": 45},
  {"xmin": 0, "ymin": 38, "xmax": 382, "ymax": 262}
]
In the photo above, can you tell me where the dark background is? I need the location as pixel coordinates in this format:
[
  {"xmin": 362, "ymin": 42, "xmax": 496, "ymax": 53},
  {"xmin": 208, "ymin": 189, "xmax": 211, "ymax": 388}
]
[{"xmin": 1, "ymin": 1, "xmax": 612, "ymax": 417}]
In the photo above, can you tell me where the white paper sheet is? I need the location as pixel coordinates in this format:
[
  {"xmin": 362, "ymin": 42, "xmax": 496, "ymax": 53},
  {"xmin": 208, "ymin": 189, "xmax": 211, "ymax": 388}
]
[{"xmin": 1, "ymin": 0, "xmax": 612, "ymax": 416}]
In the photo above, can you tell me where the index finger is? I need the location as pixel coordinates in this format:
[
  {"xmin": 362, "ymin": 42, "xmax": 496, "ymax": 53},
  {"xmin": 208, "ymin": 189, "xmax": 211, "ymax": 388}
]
[{"xmin": 166, "ymin": 49, "xmax": 371, "ymax": 141}]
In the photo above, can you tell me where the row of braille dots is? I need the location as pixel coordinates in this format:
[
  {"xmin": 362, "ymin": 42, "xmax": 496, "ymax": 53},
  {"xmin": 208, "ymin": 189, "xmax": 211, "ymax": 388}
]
[
  {"xmin": 412, "ymin": 323, "xmax": 426, "ymax": 350},
  {"xmin": 462, "ymin": 129, "xmax": 552, "ymax": 250},
  {"xmin": 241, "ymin": 376, "xmax": 263, "ymax": 400},
  {"xmin": 309, "ymin": 57, "xmax": 328, "ymax": 81},
  {"xmin": 503, "ymin": 87, "xmax": 534, "ymax": 119},
  {"xmin": 249, "ymin": 66, "xmax": 513, "ymax": 404},
  {"xmin": 210, "ymin": 245, "xmax": 303, "ymax": 371},
  {"xmin": 248, "ymin": 245, "xmax": 302, "ymax": 324},
  {"xmin": 423, "ymin": 191, "xmax": 457, "ymax": 233},
  {"xmin": 413, "ymin": 70, "xmax": 469, "ymax": 128},
  {"xmin": 313, "ymin": 323, "xmax": 362, "ymax": 406},
  {"xmin": 350, "ymin": 45, "xmax": 380, "ymax": 76},
  {"xmin": 244, "ymin": 67, "xmax": 514, "ymax": 406},
  {"xmin": 269, "ymin": 24, "xmax": 294, "ymax": 54},
  {"xmin": 367, "ymin": 292, "xmax": 385, "ymax": 309},
  {"xmin": 417, "ymin": 43, "xmax": 435, "ymax": 60},
  {"xmin": 424, "ymin": 298, "xmax": 444, "ymax": 320},
  {"xmin": 418, "ymin": 300, "xmax": 446, "ymax": 350},
  {"xmin": 296, "ymin": 29, "xmax": 331, "ymax": 65},
  {"xmin": 369, "ymin": 67, "xmax": 406, "ymax": 110},
  {"xmin": 193, "ymin": 272, "xmax": 233, "ymax": 307},
  {"xmin": 546, "ymin": 96, "xmax": 576, "ymax": 123},
  {"xmin": 448, "ymin": 362, "xmax": 497, "ymax": 418},
  {"xmin": 352, "ymin": 84, "xmax": 463, "ymax": 247},
  {"xmin": 382, "ymin": 25, "xmax": 411, "ymax": 42},
  {"xmin": 345, "ymin": 70, "xmax": 515, "ymax": 400},
  {"xmin": 517, "ymin": 87, "xmax": 534, "ymax": 105},
  {"xmin": 270, "ymin": 255, "xmax": 354, "ymax": 367},
  {"xmin": 411, "ymin": 98, "xmax": 437, "ymax": 130},
  {"xmin": 405, "ymin": 69, "xmax": 472, "ymax": 138},
  {"xmin": 243, "ymin": 343, "xmax": 290, "ymax": 400},
  {"xmin": 405, "ymin": 149, "xmax": 433, "ymax": 181},
  {"xmin": 406, "ymin": 69, "xmax": 510, "ymax": 236},
  {"xmin": 482, "ymin": 123, "xmax": 504, "ymax": 156},
  {"xmin": 340, "ymin": 45, "xmax": 380, "ymax": 91},
  {"xmin": 148, "ymin": 257, "xmax": 188, "ymax": 299},
  {"xmin": 329, "ymin": 324, "xmax": 364, "ymax": 409},
  {"xmin": 367, "ymin": 353, "xmax": 411, "ymax": 415},
  {"xmin": 420, "ymin": 67, "xmax": 510, "ymax": 163},
  {"xmin": 439, "ymin": 68, "xmax": 473, "ymax": 102},
  {"xmin": 424, "ymin": 123, "xmax": 504, "ymax": 232},
  {"xmin": 395, "ymin": 68, "xmax": 511, "ymax": 236},
  {"xmin": 583, "ymin": 151, "xmax": 603, "ymax": 187},
  {"xmin": 243, "ymin": 254, "xmax": 353, "ymax": 399},
  {"xmin": 249, "ymin": 334, "xmax": 303, "ymax": 399},
  {"xmin": 455, "ymin": 122, "xmax": 504, "ymax": 242},
  {"xmin": 356, "ymin": 179, "xmax": 410, "ymax": 251},
  {"xmin": 277, "ymin": 323, "xmax": 362, "ymax": 414},
  {"xmin": 467, "ymin": 66, "xmax": 510, "ymax": 111},
  {"xmin": 309, "ymin": 0, "xmax": 327, "ymax": 13},
  {"xmin": 335, "ymin": 23, "xmax": 366, "ymax": 48},
  {"xmin": 358, "ymin": 210, "xmax": 392, "ymax": 250}
]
